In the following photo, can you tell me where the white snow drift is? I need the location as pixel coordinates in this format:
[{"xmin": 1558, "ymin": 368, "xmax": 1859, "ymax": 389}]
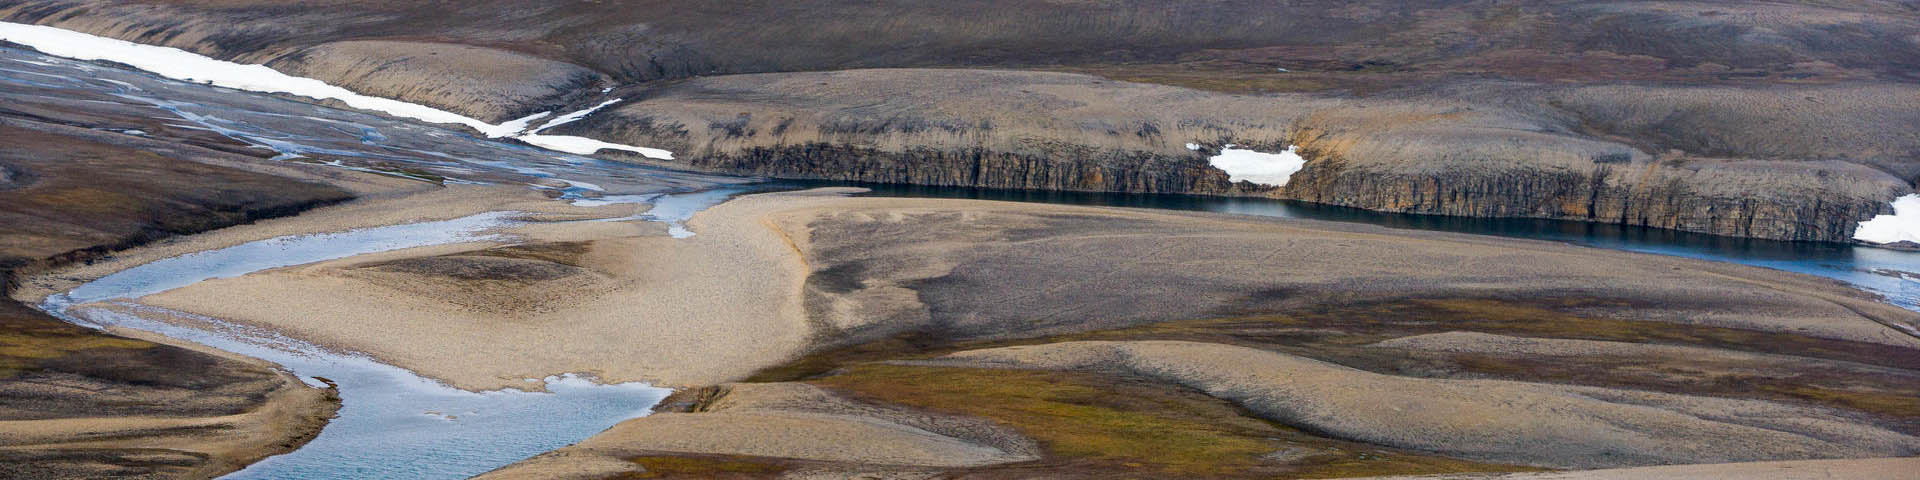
[
  {"xmin": 0, "ymin": 21, "xmax": 671, "ymax": 159},
  {"xmin": 1854, "ymin": 194, "xmax": 1920, "ymax": 245},
  {"xmin": 518, "ymin": 135, "xmax": 674, "ymax": 158},
  {"xmin": 534, "ymin": 99, "xmax": 623, "ymax": 132},
  {"xmin": 1208, "ymin": 145, "xmax": 1308, "ymax": 187}
]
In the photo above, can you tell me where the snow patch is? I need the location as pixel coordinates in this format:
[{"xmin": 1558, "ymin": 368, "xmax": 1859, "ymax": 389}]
[
  {"xmin": 1854, "ymin": 194, "xmax": 1920, "ymax": 245},
  {"xmin": 0, "ymin": 22, "xmax": 519, "ymax": 136},
  {"xmin": 494, "ymin": 111, "xmax": 552, "ymax": 136},
  {"xmin": 1209, "ymin": 145, "xmax": 1307, "ymax": 187},
  {"xmin": 519, "ymin": 134, "xmax": 674, "ymax": 160},
  {"xmin": 0, "ymin": 21, "xmax": 673, "ymax": 158},
  {"xmin": 570, "ymin": 194, "xmax": 660, "ymax": 207},
  {"xmin": 1186, "ymin": 143, "xmax": 1202, "ymax": 151},
  {"xmin": 534, "ymin": 99, "xmax": 621, "ymax": 133}
]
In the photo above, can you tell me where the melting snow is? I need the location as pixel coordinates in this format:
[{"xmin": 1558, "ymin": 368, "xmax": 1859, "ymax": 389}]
[
  {"xmin": 0, "ymin": 21, "xmax": 672, "ymax": 158},
  {"xmin": 494, "ymin": 111, "xmax": 552, "ymax": 137},
  {"xmin": 1854, "ymin": 194, "xmax": 1920, "ymax": 245},
  {"xmin": 1209, "ymin": 145, "xmax": 1307, "ymax": 187},
  {"xmin": 518, "ymin": 135, "xmax": 674, "ymax": 159},
  {"xmin": 534, "ymin": 99, "xmax": 622, "ymax": 133}
]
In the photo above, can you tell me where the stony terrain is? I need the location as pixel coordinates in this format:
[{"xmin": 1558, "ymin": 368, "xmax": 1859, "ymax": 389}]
[{"xmin": 4, "ymin": 0, "xmax": 1917, "ymax": 241}]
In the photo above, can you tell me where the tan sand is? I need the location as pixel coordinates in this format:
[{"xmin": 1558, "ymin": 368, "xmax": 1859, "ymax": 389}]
[
  {"xmin": 476, "ymin": 382, "xmax": 1036, "ymax": 479},
  {"xmin": 65, "ymin": 187, "xmax": 1917, "ymax": 474},
  {"xmin": 127, "ymin": 189, "xmax": 848, "ymax": 390},
  {"xmin": 780, "ymin": 197, "xmax": 1920, "ymax": 349},
  {"xmin": 77, "ymin": 189, "xmax": 1920, "ymax": 392},
  {"xmin": 931, "ymin": 340, "xmax": 1920, "ymax": 468}
]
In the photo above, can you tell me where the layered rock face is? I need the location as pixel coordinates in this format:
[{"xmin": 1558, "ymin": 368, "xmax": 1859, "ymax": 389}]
[
  {"xmin": 1275, "ymin": 83, "xmax": 1920, "ymax": 242},
  {"xmin": 1282, "ymin": 156, "xmax": 1900, "ymax": 242},
  {"xmin": 555, "ymin": 68, "xmax": 1303, "ymax": 194},
  {"xmin": 562, "ymin": 70, "xmax": 1914, "ymax": 242},
  {"xmin": 688, "ymin": 143, "xmax": 1233, "ymax": 194}
]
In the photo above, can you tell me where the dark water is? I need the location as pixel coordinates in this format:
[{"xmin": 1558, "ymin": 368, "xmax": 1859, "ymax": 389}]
[{"xmin": 826, "ymin": 182, "xmax": 1920, "ymax": 318}]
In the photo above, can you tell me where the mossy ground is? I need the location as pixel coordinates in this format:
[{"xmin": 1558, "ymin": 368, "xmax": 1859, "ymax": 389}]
[
  {"xmin": 810, "ymin": 364, "xmax": 1536, "ymax": 478},
  {"xmin": 619, "ymin": 455, "xmax": 787, "ymax": 479},
  {"xmin": 0, "ymin": 326, "xmax": 155, "ymax": 378},
  {"xmin": 1049, "ymin": 298, "xmax": 1920, "ymax": 432},
  {"xmin": 701, "ymin": 297, "xmax": 1920, "ymax": 476}
]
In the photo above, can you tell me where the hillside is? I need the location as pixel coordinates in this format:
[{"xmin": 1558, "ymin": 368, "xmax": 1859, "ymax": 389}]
[{"xmin": 5, "ymin": 0, "xmax": 1918, "ymax": 241}]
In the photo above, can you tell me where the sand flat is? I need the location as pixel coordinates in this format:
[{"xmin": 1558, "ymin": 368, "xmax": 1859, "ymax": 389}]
[
  {"xmin": 107, "ymin": 188, "xmax": 1920, "ymax": 392},
  {"xmin": 131, "ymin": 189, "xmax": 839, "ymax": 390}
]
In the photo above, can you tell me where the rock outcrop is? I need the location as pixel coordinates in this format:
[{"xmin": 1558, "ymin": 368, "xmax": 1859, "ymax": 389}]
[{"xmin": 566, "ymin": 70, "xmax": 1915, "ymax": 242}]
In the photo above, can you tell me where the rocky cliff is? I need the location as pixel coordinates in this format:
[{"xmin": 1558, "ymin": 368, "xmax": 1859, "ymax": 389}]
[{"xmin": 556, "ymin": 70, "xmax": 1913, "ymax": 242}]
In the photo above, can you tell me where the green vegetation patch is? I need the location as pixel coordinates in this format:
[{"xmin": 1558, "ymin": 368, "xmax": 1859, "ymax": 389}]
[
  {"xmin": 0, "ymin": 319, "xmax": 156, "ymax": 378},
  {"xmin": 620, "ymin": 455, "xmax": 787, "ymax": 479},
  {"xmin": 810, "ymin": 364, "xmax": 1535, "ymax": 478},
  {"xmin": 743, "ymin": 297, "xmax": 1920, "ymax": 476},
  {"xmin": 1311, "ymin": 299, "xmax": 1920, "ymax": 370}
]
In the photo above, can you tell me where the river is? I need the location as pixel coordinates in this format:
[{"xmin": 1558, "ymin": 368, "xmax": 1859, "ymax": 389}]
[{"xmin": 5, "ymin": 33, "xmax": 1920, "ymax": 479}]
